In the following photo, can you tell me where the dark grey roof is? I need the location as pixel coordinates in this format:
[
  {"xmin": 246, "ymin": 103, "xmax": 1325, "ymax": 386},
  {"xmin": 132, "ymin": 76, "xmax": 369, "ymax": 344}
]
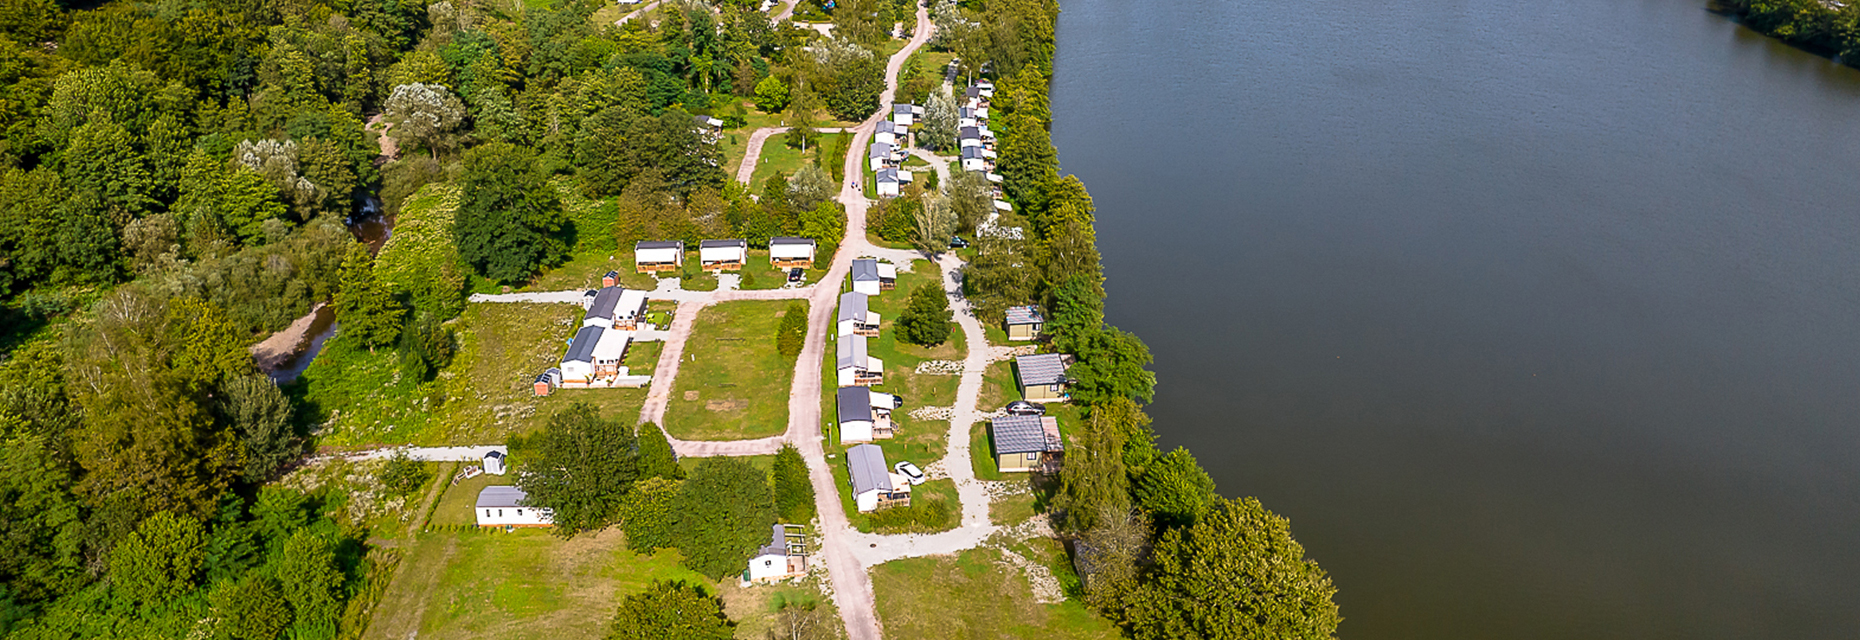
[
  {"xmin": 876, "ymin": 120, "xmax": 895, "ymax": 134},
  {"xmin": 604, "ymin": 270, "xmax": 619, "ymax": 278},
  {"xmin": 851, "ymin": 259, "xmax": 879, "ymax": 282},
  {"xmin": 959, "ymin": 126, "xmax": 981, "ymax": 139},
  {"xmin": 869, "ymin": 141, "xmax": 893, "ymax": 157},
  {"xmin": 699, "ymin": 239, "xmax": 746, "ymax": 249},
  {"xmin": 770, "ymin": 237, "xmax": 815, "ymax": 247},
  {"xmin": 960, "ymin": 107, "xmax": 975, "ymax": 118},
  {"xmin": 485, "ymin": 450, "xmax": 505, "ymax": 461},
  {"xmin": 587, "ymin": 286, "xmax": 623, "ymax": 320},
  {"xmin": 836, "ymin": 334, "xmax": 868, "ymax": 369},
  {"xmin": 965, "ymin": 86, "xmax": 981, "ymax": 98},
  {"xmin": 1016, "ymin": 353, "xmax": 1069, "ymax": 386},
  {"xmin": 838, "ymin": 291, "xmax": 868, "ymax": 323},
  {"xmin": 876, "ymin": 167, "xmax": 898, "ymax": 183},
  {"xmin": 893, "ymin": 103, "xmax": 914, "ymax": 115},
  {"xmin": 961, "ymin": 147, "xmax": 984, "ymax": 159},
  {"xmin": 635, "ymin": 240, "xmax": 683, "ymax": 250},
  {"xmin": 476, "ymin": 485, "xmax": 529, "ymax": 508},
  {"xmin": 563, "ymin": 325, "xmax": 604, "ymax": 364},
  {"xmin": 847, "ymin": 444, "xmax": 892, "ymax": 494},
  {"xmin": 991, "ymin": 414, "xmax": 1058, "ymax": 455},
  {"xmin": 755, "ymin": 523, "xmax": 787, "ymax": 557},
  {"xmin": 837, "ymin": 386, "xmax": 873, "ymax": 423},
  {"xmin": 1006, "ymin": 305, "xmax": 1043, "ymax": 325}
]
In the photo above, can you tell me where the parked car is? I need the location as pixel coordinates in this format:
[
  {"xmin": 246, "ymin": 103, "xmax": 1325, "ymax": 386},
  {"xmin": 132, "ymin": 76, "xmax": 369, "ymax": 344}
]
[
  {"xmin": 948, "ymin": 235, "xmax": 970, "ymax": 249},
  {"xmin": 1004, "ymin": 400, "xmax": 1045, "ymax": 416},
  {"xmin": 893, "ymin": 461, "xmax": 926, "ymax": 485},
  {"xmin": 788, "ymin": 267, "xmax": 804, "ymax": 283}
]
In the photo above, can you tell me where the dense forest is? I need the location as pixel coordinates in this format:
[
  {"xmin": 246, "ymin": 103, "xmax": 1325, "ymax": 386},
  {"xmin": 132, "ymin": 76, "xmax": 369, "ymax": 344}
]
[{"xmin": 0, "ymin": 0, "xmax": 1340, "ymax": 635}]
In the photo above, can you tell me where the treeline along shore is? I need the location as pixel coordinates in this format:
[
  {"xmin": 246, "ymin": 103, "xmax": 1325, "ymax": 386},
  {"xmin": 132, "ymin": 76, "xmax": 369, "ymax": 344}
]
[
  {"xmin": 961, "ymin": 0, "xmax": 1346, "ymax": 636},
  {"xmin": 1718, "ymin": 0, "xmax": 1860, "ymax": 64}
]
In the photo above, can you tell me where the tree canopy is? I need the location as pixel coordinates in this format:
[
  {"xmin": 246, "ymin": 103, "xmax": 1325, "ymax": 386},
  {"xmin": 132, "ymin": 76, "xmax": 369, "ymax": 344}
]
[{"xmin": 513, "ymin": 403, "xmax": 641, "ymax": 537}]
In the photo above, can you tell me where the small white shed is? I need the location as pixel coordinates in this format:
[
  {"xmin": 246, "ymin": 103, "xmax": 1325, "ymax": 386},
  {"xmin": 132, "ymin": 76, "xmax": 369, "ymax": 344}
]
[
  {"xmin": 634, "ymin": 240, "xmax": 684, "ymax": 272},
  {"xmin": 482, "ymin": 449, "xmax": 508, "ymax": 475}
]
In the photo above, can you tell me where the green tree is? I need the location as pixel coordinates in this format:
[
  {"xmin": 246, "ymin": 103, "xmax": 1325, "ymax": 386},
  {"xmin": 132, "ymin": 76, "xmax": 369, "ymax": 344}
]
[
  {"xmin": 896, "ymin": 283, "xmax": 952, "ymax": 347},
  {"xmin": 782, "ymin": 81, "xmax": 819, "ymax": 152},
  {"xmin": 0, "ymin": 432, "xmax": 88, "ymax": 604},
  {"xmin": 912, "ymin": 191, "xmax": 957, "ymax": 254},
  {"xmin": 382, "ymin": 83, "xmax": 466, "ymax": 157},
  {"xmin": 636, "ymin": 422, "xmax": 683, "ymax": 481},
  {"xmin": 1057, "ymin": 398, "xmax": 1148, "ymax": 532},
  {"xmin": 606, "ymin": 580, "xmax": 734, "ymax": 640},
  {"xmin": 621, "ymin": 476, "xmax": 682, "ymax": 554},
  {"xmin": 798, "ymin": 201, "xmax": 844, "ymax": 247},
  {"xmin": 770, "ymin": 444, "xmax": 815, "ymax": 524},
  {"xmin": 209, "ymin": 574, "xmax": 293, "ymax": 640},
  {"xmin": 109, "ymin": 511, "xmax": 207, "ymax": 608},
  {"xmin": 671, "ymin": 457, "xmax": 776, "ymax": 579},
  {"xmin": 1067, "ymin": 326, "xmax": 1156, "ymax": 406},
  {"xmin": 785, "ymin": 165, "xmax": 834, "ymax": 213},
  {"xmin": 335, "ymin": 243, "xmax": 405, "ymax": 350},
  {"xmin": 455, "ymin": 142, "xmax": 568, "ymax": 283},
  {"xmin": 220, "ymin": 375, "xmax": 299, "ymax": 484},
  {"xmin": 1134, "ymin": 447, "xmax": 1216, "ymax": 530},
  {"xmin": 920, "ymin": 85, "xmax": 959, "ymax": 152},
  {"xmin": 274, "ymin": 529, "xmax": 343, "ymax": 629},
  {"xmin": 62, "ymin": 111, "xmax": 155, "ymax": 218},
  {"xmin": 1125, "ymin": 497, "xmax": 1341, "ymax": 640},
  {"xmin": 513, "ymin": 403, "xmax": 640, "ymax": 537},
  {"xmin": 754, "ymin": 75, "xmax": 789, "ymax": 112},
  {"xmin": 776, "ymin": 302, "xmax": 807, "ymax": 358}
]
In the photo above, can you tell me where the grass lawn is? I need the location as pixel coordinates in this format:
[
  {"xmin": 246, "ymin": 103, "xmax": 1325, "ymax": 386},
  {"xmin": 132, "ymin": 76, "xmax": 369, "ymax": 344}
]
[
  {"xmin": 735, "ymin": 249, "xmax": 827, "ymax": 290},
  {"xmin": 363, "ymin": 529, "xmax": 707, "ymax": 640},
  {"xmin": 828, "ymin": 460, "xmax": 960, "ymax": 534},
  {"xmin": 870, "ymin": 547, "xmax": 1119, "ymax": 640},
  {"xmin": 968, "ymin": 421, "xmax": 1010, "ymax": 482},
  {"xmin": 662, "ymin": 300, "xmax": 801, "ymax": 440},
  {"xmin": 979, "ymin": 360, "xmax": 1015, "ymax": 413},
  {"xmin": 527, "ymin": 251, "xmax": 660, "ymax": 292},
  {"xmin": 748, "ymin": 132, "xmax": 848, "ymax": 187},
  {"xmin": 990, "ymin": 489, "xmax": 1037, "ymax": 527},
  {"xmin": 719, "ymin": 577, "xmax": 845, "ymax": 640},
  {"xmin": 442, "ymin": 303, "xmax": 650, "ymax": 442},
  {"xmin": 428, "ymin": 471, "xmax": 508, "ymax": 528}
]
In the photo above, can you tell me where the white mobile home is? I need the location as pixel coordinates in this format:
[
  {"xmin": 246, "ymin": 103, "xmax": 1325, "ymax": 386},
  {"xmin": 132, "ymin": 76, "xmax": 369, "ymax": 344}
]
[
  {"xmin": 476, "ymin": 486, "xmax": 552, "ymax": 528},
  {"xmin": 892, "ymin": 103, "xmax": 917, "ymax": 127},
  {"xmin": 847, "ymin": 444, "xmax": 910, "ymax": 512},
  {"xmin": 699, "ymin": 239, "xmax": 748, "ymax": 271},
  {"xmin": 584, "ymin": 286, "xmax": 623, "ymax": 328},
  {"xmin": 769, "ymin": 237, "xmax": 816, "ymax": 268},
  {"xmin": 874, "ymin": 120, "xmax": 898, "ymax": 147},
  {"xmin": 851, "ymin": 259, "xmax": 882, "ymax": 296},
  {"xmin": 837, "ymin": 291, "xmax": 880, "ymax": 337},
  {"xmin": 745, "ymin": 524, "xmax": 807, "ymax": 582},
  {"xmin": 836, "ymin": 385, "xmax": 899, "ymax": 444},
  {"xmin": 591, "ymin": 328, "xmax": 632, "ymax": 378},
  {"xmin": 613, "ymin": 289, "xmax": 648, "ymax": 330},
  {"xmin": 560, "ymin": 325, "xmax": 605, "ymax": 383},
  {"xmin": 869, "ymin": 141, "xmax": 897, "ymax": 172},
  {"xmin": 876, "ymin": 167, "xmax": 900, "ymax": 197},
  {"xmin": 634, "ymin": 240, "xmax": 684, "ymax": 273},
  {"xmin": 836, "ymin": 333, "xmax": 884, "ymax": 387}
]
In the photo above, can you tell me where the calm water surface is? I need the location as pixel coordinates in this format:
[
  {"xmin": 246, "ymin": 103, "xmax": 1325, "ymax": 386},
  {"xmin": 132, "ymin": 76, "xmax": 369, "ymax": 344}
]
[{"xmin": 1050, "ymin": 1, "xmax": 1860, "ymax": 638}]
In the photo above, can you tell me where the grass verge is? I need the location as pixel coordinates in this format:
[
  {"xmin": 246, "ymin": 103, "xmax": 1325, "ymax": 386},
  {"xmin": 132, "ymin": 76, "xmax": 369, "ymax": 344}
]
[{"xmin": 870, "ymin": 547, "xmax": 1119, "ymax": 640}]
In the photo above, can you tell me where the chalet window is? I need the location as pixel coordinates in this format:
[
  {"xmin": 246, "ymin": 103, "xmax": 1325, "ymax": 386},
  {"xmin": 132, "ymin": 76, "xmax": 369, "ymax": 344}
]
[
  {"xmin": 765, "ymin": 560, "xmax": 774, "ymax": 567},
  {"xmin": 516, "ymin": 509, "xmax": 523, "ymax": 516},
  {"xmin": 1025, "ymin": 453, "xmax": 1038, "ymax": 462},
  {"xmin": 498, "ymin": 509, "xmax": 504, "ymax": 517},
  {"xmin": 485, "ymin": 509, "xmax": 491, "ymax": 518}
]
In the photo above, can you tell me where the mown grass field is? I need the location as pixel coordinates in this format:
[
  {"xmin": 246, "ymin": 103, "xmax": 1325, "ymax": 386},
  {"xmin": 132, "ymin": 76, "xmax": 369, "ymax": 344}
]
[
  {"xmin": 870, "ymin": 547, "xmax": 1119, "ymax": 640},
  {"xmin": 363, "ymin": 529, "xmax": 706, "ymax": 640},
  {"xmin": 663, "ymin": 300, "xmax": 801, "ymax": 440},
  {"xmin": 748, "ymin": 132, "xmax": 849, "ymax": 188}
]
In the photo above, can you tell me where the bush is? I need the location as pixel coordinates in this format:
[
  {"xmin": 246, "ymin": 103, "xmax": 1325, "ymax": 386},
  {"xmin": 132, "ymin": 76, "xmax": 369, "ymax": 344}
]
[
  {"xmin": 770, "ymin": 444, "xmax": 815, "ymax": 524},
  {"xmin": 776, "ymin": 302, "xmax": 806, "ymax": 357},
  {"xmin": 379, "ymin": 453, "xmax": 431, "ymax": 496}
]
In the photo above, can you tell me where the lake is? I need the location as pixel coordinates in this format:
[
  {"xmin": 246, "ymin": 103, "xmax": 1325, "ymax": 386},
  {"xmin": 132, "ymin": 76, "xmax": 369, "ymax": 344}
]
[{"xmin": 1049, "ymin": 0, "xmax": 1860, "ymax": 637}]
